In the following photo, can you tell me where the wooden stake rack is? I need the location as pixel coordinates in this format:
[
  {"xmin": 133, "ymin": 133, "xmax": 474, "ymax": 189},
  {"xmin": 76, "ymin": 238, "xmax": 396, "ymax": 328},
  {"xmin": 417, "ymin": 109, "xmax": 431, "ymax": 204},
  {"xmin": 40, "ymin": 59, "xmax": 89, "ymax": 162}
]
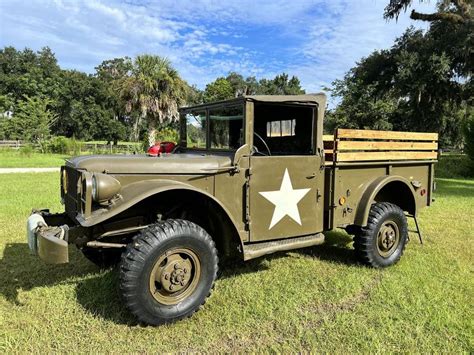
[{"xmin": 324, "ymin": 129, "xmax": 438, "ymax": 163}]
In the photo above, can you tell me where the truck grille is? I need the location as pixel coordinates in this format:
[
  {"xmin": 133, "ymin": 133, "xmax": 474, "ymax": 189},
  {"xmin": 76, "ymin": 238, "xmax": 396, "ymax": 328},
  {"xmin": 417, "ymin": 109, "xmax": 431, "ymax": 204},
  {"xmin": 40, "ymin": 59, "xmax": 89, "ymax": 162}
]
[{"xmin": 63, "ymin": 165, "xmax": 81, "ymax": 218}]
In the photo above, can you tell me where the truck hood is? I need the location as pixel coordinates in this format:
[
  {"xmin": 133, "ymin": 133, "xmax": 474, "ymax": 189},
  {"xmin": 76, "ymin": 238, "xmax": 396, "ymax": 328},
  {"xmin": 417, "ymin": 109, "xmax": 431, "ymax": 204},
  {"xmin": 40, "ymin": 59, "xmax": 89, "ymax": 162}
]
[{"xmin": 66, "ymin": 153, "xmax": 233, "ymax": 174}]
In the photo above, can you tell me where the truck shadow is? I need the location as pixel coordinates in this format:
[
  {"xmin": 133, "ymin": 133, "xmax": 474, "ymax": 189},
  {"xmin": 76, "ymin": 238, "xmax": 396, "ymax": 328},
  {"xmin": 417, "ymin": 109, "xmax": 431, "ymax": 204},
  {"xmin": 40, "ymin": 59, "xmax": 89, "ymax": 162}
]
[
  {"xmin": 296, "ymin": 230, "xmax": 357, "ymax": 265},
  {"xmin": 0, "ymin": 242, "xmax": 97, "ymax": 305},
  {"xmin": 74, "ymin": 232, "xmax": 358, "ymax": 325},
  {"xmin": 1, "ymin": 233, "xmax": 358, "ymax": 325},
  {"xmin": 74, "ymin": 254, "xmax": 275, "ymax": 326}
]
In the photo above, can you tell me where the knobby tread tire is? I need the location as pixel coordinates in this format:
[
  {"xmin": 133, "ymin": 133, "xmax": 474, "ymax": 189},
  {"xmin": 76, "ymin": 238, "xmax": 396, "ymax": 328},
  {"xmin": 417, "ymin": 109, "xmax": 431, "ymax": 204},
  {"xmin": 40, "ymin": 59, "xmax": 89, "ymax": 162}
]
[
  {"xmin": 119, "ymin": 219, "xmax": 218, "ymax": 326},
  {"xmin": 354, "ymin": 202, "xmax": 408, "ymax": 268}
]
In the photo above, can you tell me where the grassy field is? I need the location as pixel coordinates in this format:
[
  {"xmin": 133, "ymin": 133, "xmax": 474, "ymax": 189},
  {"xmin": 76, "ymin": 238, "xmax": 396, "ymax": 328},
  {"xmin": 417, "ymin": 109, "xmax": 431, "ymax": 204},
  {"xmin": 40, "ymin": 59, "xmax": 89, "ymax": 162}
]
[
  {"xmin": 0, "ymin": 150, "xmax": 68, "ymax": 168},
  {"xmin": 0, "ymin": 172, "xmax": 473, "ymax": 352}
]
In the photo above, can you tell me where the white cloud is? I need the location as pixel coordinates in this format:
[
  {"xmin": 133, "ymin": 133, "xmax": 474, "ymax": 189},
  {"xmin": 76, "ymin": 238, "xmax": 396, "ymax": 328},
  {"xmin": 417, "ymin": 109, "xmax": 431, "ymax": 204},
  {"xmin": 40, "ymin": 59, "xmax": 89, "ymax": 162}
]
[
  {"xmin": 288, "ymin": 0, "xmax": 436, "ymax": 103},
  {"xmin": 0, "ymin": 0, "xmax": 437, "ymax": 96}
]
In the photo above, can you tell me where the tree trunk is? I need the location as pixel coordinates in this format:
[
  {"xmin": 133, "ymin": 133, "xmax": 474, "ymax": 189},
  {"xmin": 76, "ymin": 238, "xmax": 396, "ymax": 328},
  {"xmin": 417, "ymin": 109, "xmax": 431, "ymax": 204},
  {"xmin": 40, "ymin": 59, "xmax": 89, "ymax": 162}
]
[
  {"xmin": 148, "ymin": 126, "xmax": 157, "ymax": 148},
  {"xmin": 132, "ymin": 115, "xmax": 142, "ymax": 142}
]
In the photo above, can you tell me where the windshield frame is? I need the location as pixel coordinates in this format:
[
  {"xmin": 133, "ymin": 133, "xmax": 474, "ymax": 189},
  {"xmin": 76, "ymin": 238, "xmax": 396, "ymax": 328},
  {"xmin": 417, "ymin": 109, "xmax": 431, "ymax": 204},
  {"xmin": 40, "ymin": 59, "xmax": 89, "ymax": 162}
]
[{"xmin": 180, "ymin": 101, "xmax": 246, "ymax": 152}]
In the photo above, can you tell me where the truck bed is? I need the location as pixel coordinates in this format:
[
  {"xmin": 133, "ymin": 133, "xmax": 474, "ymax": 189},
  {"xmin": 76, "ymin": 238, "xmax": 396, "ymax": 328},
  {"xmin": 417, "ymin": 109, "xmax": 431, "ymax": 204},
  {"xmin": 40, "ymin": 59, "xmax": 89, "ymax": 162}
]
[{"xmin": 322, "ymin": 129, "xmax": 438, "ymax": 230}]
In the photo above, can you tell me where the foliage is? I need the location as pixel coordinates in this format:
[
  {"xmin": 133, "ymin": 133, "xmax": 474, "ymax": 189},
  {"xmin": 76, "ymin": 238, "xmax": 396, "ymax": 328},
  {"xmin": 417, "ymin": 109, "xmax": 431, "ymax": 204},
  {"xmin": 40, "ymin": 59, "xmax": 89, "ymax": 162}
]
[
  {"xmin": 0, "ymin": 96, "xmax": 57, "ymax": 152},
  {"xmin": 155, "ymin": 125, "xmax": 179, "ymax": 142},
  {"xmin": 119, "ymin": 55, "xmax": 187, "ymax": 145},
  {"xmin": 203, "ymin": 72, "xmax": 305, "ymax": 103},
  {"xmin": 462, "ymin": 108, "xmax": 474, "ymax": 161},
  {"xmin": 54, "ymin": 69, "xmax": 125, "ymax": 142},
  {"xmin": 327, "ymin": 0, "xmax": 473, "ymax": 147},
  {"xmin": 384, "ymin": 0, "xmax": 472, "ymax": 24},
  {"xmin": 47, "ymin": 136, "xmax": 71, "ymax": 154},
  {"xmin": 0, "ymin": 47, "xmax": 129, "ymax": 143},
  {"xmin": 203, "ymin": 77, "xmax": 234, "ymax": 102},
  {"xmin": 0, "ymin": 46, "xmax": 310, "ymax": 145},
  {"xmin": 258, "ymin": 73, "xmax": 305, "ymax": 95},
  {"xmin": 436, "ymin": 153, "xmax": 474, "ymax": 178},
  {"xmin": 46, "ymin": 136, "xmax": 82, "ymax": 155}
]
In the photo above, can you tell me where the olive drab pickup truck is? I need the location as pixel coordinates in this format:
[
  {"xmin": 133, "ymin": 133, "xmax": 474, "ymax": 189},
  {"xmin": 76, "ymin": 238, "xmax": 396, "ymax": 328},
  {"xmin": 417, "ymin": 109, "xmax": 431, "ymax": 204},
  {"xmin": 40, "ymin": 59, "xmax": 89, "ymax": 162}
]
[{"xmin": 26, "ymin": 94, "xmax": 438, "ymax": 325}]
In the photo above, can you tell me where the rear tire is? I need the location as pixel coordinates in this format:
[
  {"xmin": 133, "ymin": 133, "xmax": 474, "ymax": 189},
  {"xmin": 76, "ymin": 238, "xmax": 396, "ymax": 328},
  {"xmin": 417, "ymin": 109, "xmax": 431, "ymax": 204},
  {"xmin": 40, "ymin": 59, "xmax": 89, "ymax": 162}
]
[
  {"xmin": 354, "ymin": 202, "xmax": 408, "ymax": 268},
  {"xmin": 119, "ymin": 219, "xmax": 218, "ymax": 325}
]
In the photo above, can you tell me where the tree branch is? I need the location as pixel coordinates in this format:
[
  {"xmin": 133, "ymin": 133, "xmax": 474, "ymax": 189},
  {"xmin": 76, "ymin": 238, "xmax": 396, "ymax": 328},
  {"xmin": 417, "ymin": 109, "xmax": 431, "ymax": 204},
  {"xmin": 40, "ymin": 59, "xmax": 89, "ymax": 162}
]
[{"xmin": 410, "ymin": 9, "xmax": 468, "ymax": 24}]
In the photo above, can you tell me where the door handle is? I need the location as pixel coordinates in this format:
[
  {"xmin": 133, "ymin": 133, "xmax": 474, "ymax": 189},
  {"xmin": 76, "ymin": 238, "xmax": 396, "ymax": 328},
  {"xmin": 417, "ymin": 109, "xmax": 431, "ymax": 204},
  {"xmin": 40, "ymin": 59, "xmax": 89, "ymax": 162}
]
[{"xmin": 306, "ymin": 172, "xmax": 316, "ymax": 179}]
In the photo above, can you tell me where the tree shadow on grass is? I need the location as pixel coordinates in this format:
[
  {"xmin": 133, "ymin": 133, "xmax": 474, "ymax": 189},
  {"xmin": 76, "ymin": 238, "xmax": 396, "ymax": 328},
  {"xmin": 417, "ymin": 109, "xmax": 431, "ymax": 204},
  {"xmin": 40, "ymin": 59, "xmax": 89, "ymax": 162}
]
[
  {"xmin": 434, "ymin": 178, "xmax": 474, "ymax": 198},
  {"xmin": 0, "ymin": 242, "xmax": 97, "ymax": 305}
]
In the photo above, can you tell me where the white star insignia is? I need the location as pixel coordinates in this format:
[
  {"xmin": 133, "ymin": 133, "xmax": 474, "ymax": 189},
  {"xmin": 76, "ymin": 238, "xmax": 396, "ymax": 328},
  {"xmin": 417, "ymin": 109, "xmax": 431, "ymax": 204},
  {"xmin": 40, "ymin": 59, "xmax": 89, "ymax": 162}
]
[{"xmin": 259, "ymin": 168, "xmax": 311, "ymax": 229}]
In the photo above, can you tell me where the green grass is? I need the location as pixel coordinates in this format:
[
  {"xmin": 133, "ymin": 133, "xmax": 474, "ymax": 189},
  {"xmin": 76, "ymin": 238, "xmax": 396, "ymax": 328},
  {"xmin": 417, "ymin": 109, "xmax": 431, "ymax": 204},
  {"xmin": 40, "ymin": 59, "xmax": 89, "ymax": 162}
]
[
  {"xmin": 0, "ymin": 150, "xmax": 68, "ymax": 168},
  {"xmin": 1, "ymin": 173, "xmax": 473, "ymax": 352}
]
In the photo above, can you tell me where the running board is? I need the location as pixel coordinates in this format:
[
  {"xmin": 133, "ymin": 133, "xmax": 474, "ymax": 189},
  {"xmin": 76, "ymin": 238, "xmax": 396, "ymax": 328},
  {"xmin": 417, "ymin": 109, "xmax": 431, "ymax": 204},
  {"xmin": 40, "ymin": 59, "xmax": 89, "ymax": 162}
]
[{"xmin": 243, "ymin": 233, "xmax": 325, "ymax": 261}]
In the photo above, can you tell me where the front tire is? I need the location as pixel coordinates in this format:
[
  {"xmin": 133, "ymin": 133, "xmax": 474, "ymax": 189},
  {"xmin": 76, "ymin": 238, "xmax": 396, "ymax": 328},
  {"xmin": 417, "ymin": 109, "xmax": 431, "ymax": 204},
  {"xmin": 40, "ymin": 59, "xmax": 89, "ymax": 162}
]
[
  {"xmin": 119, "ymin": 219, "xmax": 218, "ymax": 325},
  {"xmin": 354, "ymin": 202, "xmax": 408, "ymax": 268}
]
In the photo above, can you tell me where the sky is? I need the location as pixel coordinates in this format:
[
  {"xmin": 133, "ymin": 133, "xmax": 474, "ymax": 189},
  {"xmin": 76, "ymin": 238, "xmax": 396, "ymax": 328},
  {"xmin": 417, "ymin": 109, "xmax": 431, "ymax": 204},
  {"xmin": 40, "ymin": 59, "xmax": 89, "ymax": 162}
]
[{"xmin": 0, "ymin": 0, "xmax": 435, "ymax": 105}]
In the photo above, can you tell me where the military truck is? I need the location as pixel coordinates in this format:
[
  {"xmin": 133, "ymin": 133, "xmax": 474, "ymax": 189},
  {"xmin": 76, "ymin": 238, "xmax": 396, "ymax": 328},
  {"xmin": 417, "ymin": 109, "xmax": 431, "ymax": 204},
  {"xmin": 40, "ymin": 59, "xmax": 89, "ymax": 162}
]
[{"xmin": 26, "ymin": 94, "xmax": 438, "ymax": 325}]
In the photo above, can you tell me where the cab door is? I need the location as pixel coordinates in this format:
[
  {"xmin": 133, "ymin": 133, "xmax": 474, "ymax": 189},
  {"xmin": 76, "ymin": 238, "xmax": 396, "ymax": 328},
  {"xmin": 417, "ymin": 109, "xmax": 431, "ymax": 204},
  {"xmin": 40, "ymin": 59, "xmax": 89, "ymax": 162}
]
[{"xmin": 248, "ymin": 155, "xmax": 323, "ymax": 241}]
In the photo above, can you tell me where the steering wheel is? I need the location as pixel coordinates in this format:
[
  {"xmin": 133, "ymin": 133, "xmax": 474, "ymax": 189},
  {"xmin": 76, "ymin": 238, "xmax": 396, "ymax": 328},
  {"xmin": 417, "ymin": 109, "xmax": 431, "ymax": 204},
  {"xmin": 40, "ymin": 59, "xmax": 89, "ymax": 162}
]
[{"xmin": 253, "ymin": 132, "xmax": 271, "ymax": 156}]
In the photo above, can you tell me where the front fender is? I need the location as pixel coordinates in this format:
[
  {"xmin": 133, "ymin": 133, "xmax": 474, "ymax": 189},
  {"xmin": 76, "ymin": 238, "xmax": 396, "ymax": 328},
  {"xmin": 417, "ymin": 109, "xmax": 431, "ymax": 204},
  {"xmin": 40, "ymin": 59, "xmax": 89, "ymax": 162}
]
[
  {"xmin": 76, "ymin": 179, "xmax": 240, "ymax": 232},
  {"xmin": 354, "ymin": 175, "xmax": 417, "ymax": 227}
]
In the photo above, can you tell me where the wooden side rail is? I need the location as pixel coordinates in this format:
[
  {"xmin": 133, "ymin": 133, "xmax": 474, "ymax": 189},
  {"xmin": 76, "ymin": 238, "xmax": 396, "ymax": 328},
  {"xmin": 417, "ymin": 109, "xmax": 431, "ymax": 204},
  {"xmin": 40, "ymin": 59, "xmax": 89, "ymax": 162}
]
[{"xmin": 324, "ymin": 129, "xmax": 438, "ymax": 163}]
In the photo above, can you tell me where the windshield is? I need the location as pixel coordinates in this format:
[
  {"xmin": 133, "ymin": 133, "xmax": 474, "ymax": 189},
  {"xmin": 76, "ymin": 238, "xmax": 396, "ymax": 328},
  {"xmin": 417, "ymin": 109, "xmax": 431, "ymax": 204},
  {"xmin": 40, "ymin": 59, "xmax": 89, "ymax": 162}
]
[{"xmin": 183, "ymin": 105, "xmax": 244, "ymax": 150}]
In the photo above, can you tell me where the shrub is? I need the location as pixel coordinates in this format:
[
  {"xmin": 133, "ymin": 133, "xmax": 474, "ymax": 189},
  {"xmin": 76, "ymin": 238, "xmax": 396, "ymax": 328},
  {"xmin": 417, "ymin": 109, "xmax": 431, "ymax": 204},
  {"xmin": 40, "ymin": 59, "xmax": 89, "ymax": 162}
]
[
  {"xmin": 70, "ymin": 137, "xmax": 82, "ymax": 156},
  {"xmin": 19, "ymin": 144, "xmax": 34, "ymax": 157},
  {"xmin": 463, "ymin": 113, "xmax": 474, "ymax": 162},
  {"xmin": 46, "ymin": 136, "xmax": 82, "ymax": 155},
  {"xmin": 47, "ymin": 136, "xmax": 71, "ymax": 154}
]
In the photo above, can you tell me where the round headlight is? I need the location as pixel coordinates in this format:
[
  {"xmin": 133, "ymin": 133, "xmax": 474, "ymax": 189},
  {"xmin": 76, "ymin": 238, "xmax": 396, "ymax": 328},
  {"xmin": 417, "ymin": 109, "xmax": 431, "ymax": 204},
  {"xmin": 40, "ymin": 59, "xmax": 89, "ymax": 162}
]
[
  {"xmin": 61, "ymin": 169, "xmax": 68, "ymax": 194},
  {"xmin": 91, "ymin": 175, "xmax": 98, "ymax": 201},
  {"xmin": 91, "ymin": 173, "xmax": 121, "ymax": 203}
]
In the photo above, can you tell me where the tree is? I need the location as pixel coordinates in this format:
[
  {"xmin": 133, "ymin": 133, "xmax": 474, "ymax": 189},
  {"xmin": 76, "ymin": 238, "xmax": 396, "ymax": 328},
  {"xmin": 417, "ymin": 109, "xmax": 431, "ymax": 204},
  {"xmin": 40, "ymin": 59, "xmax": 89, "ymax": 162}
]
[
  {"xmin": 54, "ymin": 70, "xmax": 123, "ymax": 141},
  {"xmin": 259, "ymin": 73, "xmax": 305, "ymax": 95},
  {"xmin": 0, "ymin": 46, "xmax": 62, "ymax": 105},
  {"xmin": 203, "ymin": 77, "xmax": 234, "ymax": 102},
  {"xmin": 2, "ymin": 96, "xmax": 57, "ymax": 151},
  {"xmin": 225, "ymin": 72, "xmax": 259, "ymax": 96},
  {"xmin": 203, "ymin": 72, "xmax": 306, "ymax": 103},
  {"xmin": 462, "ymin": 106, "xmax": 474, "ymax": 162},
  {"xmin": 384, "ymin": 0, "xmax": 472, "ymax": 24},
  {"xmin": 119, "ymin": 55, "xmax": 187, "ymax": 145},
  {"xmin": 328, "ymin": 0, "xmax": 472, "ymax": 147},
  {"xmin": 95, "ymin": 57, "xmax": 133, "ymax": 143}
]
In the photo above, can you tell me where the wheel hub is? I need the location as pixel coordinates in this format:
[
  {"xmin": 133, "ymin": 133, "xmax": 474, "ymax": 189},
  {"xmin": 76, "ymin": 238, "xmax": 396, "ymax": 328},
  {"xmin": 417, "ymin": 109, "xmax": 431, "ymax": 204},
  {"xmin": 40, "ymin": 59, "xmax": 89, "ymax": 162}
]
[
  {"xmin": 377, "ymin": 221, "xmax": 400, "ymax": 258},
  {"xmin": 159, "ymin": 255, "xmax": 193, "ymax": 292},
  {"xmin": 149, "ymin": 248, "xmax": 200, "ymax": 305}
]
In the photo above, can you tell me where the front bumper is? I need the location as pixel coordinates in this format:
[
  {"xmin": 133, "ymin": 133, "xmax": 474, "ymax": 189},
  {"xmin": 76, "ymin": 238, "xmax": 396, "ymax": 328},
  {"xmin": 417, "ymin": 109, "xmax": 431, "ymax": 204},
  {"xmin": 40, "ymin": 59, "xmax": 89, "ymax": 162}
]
[{"xmin": 27, "ymin": 211, "xmax": 70, "ymax": 264}]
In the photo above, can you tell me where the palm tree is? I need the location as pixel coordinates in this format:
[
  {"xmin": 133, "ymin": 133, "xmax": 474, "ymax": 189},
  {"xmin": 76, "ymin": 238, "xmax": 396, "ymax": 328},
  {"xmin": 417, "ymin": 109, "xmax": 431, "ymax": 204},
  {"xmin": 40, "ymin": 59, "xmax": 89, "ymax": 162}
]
[{"xmin": 120, "ymin": 55, "xmax": 186, "ymax": 145}]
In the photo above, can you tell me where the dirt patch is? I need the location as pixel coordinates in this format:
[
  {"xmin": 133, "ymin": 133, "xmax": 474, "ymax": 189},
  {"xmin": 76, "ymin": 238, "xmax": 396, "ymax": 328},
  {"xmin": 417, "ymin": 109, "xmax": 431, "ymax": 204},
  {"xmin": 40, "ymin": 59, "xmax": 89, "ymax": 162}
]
[{"xmin": 303, "ymin": 272, "xmax": 384, "ymax": 326}]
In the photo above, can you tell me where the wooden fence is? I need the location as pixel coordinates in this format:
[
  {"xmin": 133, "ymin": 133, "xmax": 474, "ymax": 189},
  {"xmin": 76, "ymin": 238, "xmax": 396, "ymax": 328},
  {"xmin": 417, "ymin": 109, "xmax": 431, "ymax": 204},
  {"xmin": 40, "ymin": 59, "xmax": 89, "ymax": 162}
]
[{"xmin": 0, "ymin": 140, "xmax": 141, "ymax": 153}]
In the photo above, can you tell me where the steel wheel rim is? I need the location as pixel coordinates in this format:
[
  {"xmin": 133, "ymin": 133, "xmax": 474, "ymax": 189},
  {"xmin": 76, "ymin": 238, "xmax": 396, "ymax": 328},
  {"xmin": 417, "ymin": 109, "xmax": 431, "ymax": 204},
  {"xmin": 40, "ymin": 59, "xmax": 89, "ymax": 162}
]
[
  {"xmin": 149, "ymin": 247, "xmax": 201, "ymax": 305},
  {"xmin": 376, "ymin": 220, "xmax": 400, "ymax": 258}
]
